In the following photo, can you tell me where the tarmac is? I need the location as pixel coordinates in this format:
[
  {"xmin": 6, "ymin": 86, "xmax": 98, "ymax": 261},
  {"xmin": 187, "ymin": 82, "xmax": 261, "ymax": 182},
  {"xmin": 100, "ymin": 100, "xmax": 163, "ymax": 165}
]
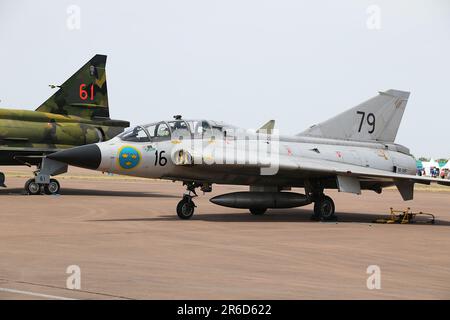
[{"xmin": 0, "ymin": 166, "xmax": 449, "ymax": 300}]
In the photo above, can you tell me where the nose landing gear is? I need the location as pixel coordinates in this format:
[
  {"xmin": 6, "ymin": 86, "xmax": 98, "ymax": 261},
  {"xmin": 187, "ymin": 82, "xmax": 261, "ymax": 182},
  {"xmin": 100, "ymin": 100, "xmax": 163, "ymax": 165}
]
[
  {"xmin": 176, "ymin": 183, "xmax": 198, "ymax": 220},
  {"xmin": 177, "ymin": 195, "xmax": 196, "ymax": 219},
  {"xmin": 176, "ymin": 181, "xmax": 212, "ymax": 219}
]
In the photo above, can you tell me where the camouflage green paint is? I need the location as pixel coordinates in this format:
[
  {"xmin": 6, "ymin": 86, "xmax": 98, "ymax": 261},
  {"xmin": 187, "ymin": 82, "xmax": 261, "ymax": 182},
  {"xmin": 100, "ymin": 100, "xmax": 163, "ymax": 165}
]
[{"xmin": 0, "ymin": 54, "xmax": 129, "ymax": 166}]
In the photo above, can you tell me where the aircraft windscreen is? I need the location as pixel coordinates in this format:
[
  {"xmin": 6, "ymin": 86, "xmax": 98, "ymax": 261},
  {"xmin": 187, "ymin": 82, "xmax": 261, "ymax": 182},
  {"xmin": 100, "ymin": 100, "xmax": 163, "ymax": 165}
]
[
  {"xmin": 118, "ymin": 126, "xmax": 150, "ymax": 142},
  {"xmin": 118, "ymin": 120, "xmax": 240, "ymax": 143}
]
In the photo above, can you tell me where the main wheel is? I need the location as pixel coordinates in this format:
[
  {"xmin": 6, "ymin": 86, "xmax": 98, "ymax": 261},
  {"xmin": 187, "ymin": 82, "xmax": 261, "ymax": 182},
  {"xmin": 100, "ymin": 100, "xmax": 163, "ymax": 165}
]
[
  {"xmin": 0, "ymin": 172, "xmax": 6, "ymax": 187},
  {"xmin": 44, "ymin": 179, "xmax": 60, "ymax": 195},
  {"xmin": 313, "ymin": 195, "xmax": 335, "ymax": 220},
  {"xmin": 176, "ymin": 198, "xmax": 195, "ymax": 219},
  {"xmin": 249, "ymin": 208, "xmax": 267, "ymax": 215},
  {"xmin": 25, "ymin": 178, "xmax": 41, "ymax": 195}
]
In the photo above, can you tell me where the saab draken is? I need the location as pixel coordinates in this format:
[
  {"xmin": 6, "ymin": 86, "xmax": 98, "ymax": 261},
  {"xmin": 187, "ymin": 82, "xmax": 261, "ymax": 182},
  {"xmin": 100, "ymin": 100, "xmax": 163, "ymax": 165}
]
[
  {"xmin": 47, "ymin": 90, "xmax": 450, "ymax": 220},
  {"xmin": 0, "ymin": 54, "xmax": 129, "ymax": 194}
]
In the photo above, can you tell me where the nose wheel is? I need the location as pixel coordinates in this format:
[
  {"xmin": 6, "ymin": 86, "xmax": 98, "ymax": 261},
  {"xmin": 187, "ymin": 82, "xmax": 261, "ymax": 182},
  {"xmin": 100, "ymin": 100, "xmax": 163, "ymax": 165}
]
[
  {"xmin": 176, "ymin": 195, "xmax": 196, "ymax": 219},
  {"xmin": 175, "ymin": 181, "xmax": 211, "ymax": 219},
  {"xmin": 175, "ymin": 181, "xmax": 212, "ymax": 219}
]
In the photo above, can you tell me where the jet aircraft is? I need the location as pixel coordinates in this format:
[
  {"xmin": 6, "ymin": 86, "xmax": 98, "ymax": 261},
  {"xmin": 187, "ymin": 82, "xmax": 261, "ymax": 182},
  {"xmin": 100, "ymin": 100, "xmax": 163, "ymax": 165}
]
[
  {"xmin": 0, "ymin": 54, "xmax": 129, "ymax": 194},
  {"xmin": 47, "ymin": 90, "xmax": 450, "ymax": 220}
]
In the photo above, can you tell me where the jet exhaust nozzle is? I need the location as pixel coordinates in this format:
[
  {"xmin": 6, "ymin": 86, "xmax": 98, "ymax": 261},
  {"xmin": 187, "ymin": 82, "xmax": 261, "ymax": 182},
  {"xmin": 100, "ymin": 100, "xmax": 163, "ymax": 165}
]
[
  {"xmin": 47, "ymin": 144, "xmax": 101, "ymax": 170},
  {"xmin": 210, "ymin": 192, "xmax": 311, "ymax": 209}
]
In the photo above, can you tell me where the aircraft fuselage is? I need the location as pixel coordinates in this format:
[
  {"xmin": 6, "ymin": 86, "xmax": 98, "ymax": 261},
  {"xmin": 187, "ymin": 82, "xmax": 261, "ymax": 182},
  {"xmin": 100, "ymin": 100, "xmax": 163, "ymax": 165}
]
[
  {"xmin": 93, "ymin": 134, "xmax": 416, "ymax": 190},
  {"xmin": 0, "ymin": 108, "xmax": 127, "ymax": 165}
]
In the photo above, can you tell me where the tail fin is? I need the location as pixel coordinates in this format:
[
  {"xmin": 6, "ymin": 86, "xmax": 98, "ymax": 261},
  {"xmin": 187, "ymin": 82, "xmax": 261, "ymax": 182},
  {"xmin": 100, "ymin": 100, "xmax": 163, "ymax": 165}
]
[
  {"xmin": 299, "ymin": 89, "xmax": 410, "ymax": 143},
  {"xmin": 36, "ymin": 54, "xmax": 110, "ymax": 120},
  {"xmin": 257, "ymin": 120, "xmax": 275, "ymax": 134}
]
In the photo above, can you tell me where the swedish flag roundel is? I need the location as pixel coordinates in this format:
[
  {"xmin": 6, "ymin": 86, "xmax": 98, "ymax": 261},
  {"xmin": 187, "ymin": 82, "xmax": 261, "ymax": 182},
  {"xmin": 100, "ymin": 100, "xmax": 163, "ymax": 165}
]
[{"xmin": 118, "ymin": 146, "xmax": 141, "ymax": 169}]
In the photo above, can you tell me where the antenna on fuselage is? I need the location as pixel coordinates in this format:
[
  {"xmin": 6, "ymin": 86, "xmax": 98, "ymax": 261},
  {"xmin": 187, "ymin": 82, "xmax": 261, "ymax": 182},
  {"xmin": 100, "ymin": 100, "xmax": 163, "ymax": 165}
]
[{"xmin": 173, "ymin": 115, "xmax": 182, "ymax": 120}]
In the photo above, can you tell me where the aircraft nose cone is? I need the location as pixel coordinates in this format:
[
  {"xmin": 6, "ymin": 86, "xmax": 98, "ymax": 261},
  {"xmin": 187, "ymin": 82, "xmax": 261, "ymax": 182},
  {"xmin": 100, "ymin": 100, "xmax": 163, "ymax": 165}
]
[{"xmin": 47, "ymin": 144, "xmax": 101, "ymax": 170}]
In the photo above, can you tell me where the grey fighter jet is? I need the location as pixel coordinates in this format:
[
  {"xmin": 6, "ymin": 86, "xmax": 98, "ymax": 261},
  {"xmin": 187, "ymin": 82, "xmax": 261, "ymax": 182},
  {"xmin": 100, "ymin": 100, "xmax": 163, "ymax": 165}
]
[{"xmin": 47, "ymin": 90, "xmax": 450, "ymax": 220}]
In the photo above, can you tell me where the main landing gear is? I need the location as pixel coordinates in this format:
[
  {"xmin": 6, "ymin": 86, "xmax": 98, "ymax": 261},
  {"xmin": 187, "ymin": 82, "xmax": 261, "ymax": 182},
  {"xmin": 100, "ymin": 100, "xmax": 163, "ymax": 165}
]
[
  {"xmin": 25, "ymin": 177, "xmax": 61, "ymax": 195},
  {"xmin": 306, "ymin": 181, "xmax": 336, "ymax": 221},
  {"xmin": 24, "ymin": 157, "xmax": 66, "ymax": 195},
  {"xmin": 0, "ymin": 172, "xmax": 6, "ymax": 188},
  {"xmin": 311, "ymin": 194, "xmax": 336, "ymax": 221},
  {"xmin": 249, "ymin": 208, "xmax": 267, "ymax": 215}
]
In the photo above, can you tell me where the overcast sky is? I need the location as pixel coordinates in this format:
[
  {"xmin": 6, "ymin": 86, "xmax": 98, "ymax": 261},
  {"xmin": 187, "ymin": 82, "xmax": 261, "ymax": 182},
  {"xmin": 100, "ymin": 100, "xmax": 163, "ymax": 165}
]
[{"xmin": 0, "ymin": 0, "xmax": 449, "ymax": 158}]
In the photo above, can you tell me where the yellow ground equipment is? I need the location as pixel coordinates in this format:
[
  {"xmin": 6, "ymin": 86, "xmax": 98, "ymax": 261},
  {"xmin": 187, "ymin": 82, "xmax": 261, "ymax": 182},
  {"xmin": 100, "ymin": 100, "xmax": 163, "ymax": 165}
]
[{"xmin": 374, "ymin": 208, "xmax": 435, "ymax": 224}]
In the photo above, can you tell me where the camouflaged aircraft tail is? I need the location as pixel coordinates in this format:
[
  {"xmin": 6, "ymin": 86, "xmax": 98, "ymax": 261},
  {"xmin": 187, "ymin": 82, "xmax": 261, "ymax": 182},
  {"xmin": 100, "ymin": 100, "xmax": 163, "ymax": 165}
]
[{"xmin": 35, "ymin": 54, "xmax": 110, "ymax": 120}]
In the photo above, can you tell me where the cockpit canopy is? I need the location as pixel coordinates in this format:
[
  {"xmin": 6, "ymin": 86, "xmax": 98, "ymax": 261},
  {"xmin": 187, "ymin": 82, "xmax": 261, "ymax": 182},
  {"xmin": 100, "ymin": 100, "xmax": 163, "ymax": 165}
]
[{"xmin": 118, "ymin": 119, "xmax": 238, "ymax": 142}]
